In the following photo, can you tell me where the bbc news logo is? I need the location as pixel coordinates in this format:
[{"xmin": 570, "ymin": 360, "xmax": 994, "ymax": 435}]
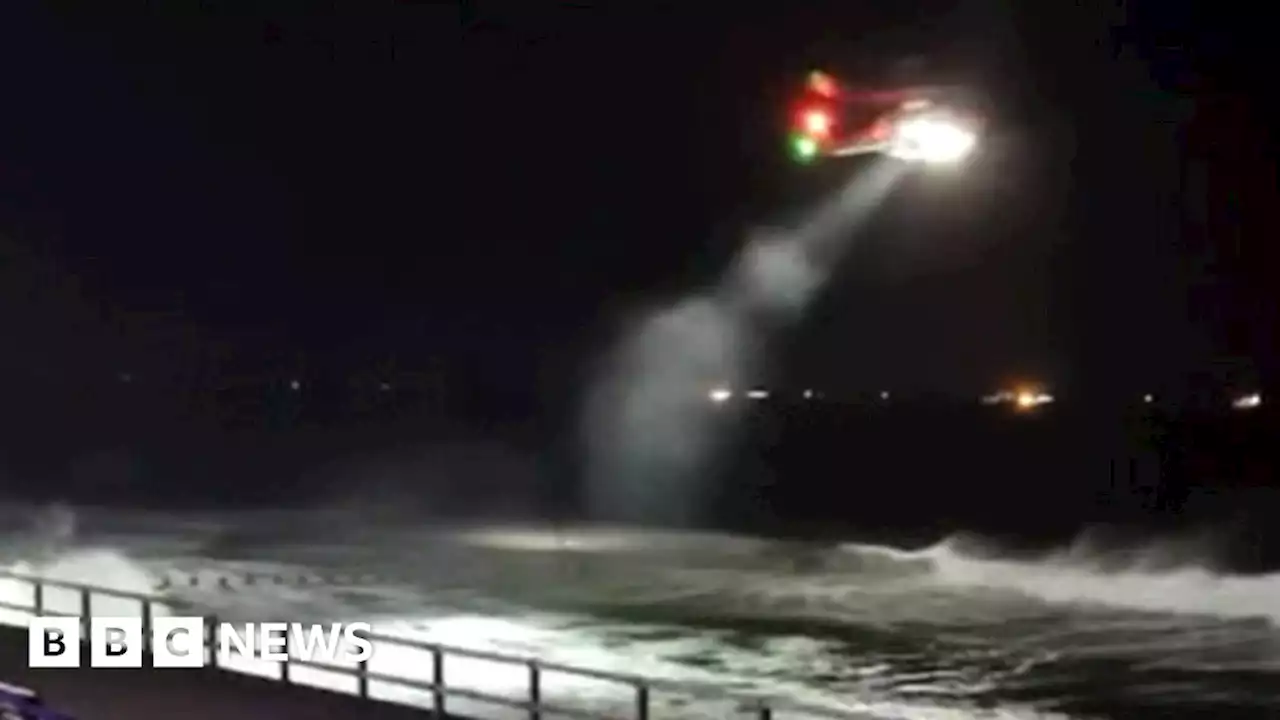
[{"xmin": 28, "ymin": 617, "xmax": 373, "ymax": 668}]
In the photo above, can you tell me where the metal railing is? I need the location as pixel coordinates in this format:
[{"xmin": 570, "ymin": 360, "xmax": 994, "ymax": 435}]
[{"xmin": 0, "ymin": 569, "xmax": 859, "ymax": 719}]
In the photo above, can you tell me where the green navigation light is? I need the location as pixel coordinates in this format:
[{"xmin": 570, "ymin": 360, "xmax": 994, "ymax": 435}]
[{"xmin": 791, "ymin": 135, "xmax": 818, "ymax": 162}]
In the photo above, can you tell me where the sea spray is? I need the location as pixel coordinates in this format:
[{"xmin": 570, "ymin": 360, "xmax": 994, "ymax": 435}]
[{"xmin": 582, "ymin": 160, "xmax": 906, "ymax": 522}]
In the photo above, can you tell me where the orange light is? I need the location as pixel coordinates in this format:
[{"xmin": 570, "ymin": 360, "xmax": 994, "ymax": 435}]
[
  {"xmin": 809, "ymin": 71, "xmax": 838, "ymax": 98},
  {"xmin": 1011, "ymin": 387, "xmax": 1054, "ymax": 411}
]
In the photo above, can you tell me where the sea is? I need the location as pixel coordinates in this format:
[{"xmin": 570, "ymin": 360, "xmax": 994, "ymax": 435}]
[{"xmin": 1, "ymin": 504, "xmax": 1278, "ymax": 720}]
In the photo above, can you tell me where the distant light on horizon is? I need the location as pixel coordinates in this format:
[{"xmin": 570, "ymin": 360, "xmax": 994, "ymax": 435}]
[
  {"xmin": 982, "ymin": 387, "xmax": 1053, "ymax": 409},
  {"xmin": 1015, "ymin": 391, "xmax": 1053, "ymax": 409},
  {"xmin": 708, "ymin": 387, "xmax": 732, "ymax": 403},
  {"xmin": 1232, "ymin": 392, "xmax": 1262, "ymax": 410},
  {"xmin": 746, "ymin": 389, "xmax": 769, "ymax": 400}
]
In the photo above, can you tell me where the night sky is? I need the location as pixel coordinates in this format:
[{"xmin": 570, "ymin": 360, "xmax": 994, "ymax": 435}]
[{"xmin": 0, "ymin": 2, "xmax": 1275, "ymax": 426}]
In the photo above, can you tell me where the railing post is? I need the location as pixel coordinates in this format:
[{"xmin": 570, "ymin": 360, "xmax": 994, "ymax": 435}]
[
  {"xmin": 206, "ymin": 615, "xmax": 219, "ymax": 668},
  {"xmin": 79, "ymin": 587, "xmax": 91, "ymax": 637},
  {"xmin": 356, "ymin": 657, "xmax": 369, "ymax": 699},
  {"xmin": 635, "ymin": 683, "xmax": 649, "ymax": 720},
  {"xmin": 527, "ymin": 660, "xmax": 541, "ymax": 720},
  {"xmin": 757, "ymin": 701, "xmax": 773, "ymax": 720},
  {"xmin": 280, "ymin": 629, "xmax": 291, "ymax": 684},
  {"xmin": 431, "ymin": 646, "xmax": 445, "ymax": 715},
  {"xmin": 141, "ymin": 598, "xmax": 153, "ymax": 659},
  {"xmin": 31, "ymin": 581, "xmax": 43, "ymax": 616}
]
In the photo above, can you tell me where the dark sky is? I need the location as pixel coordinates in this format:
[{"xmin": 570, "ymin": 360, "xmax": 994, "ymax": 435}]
[{"xmin": 0, "ymin": 1, "xmax": 1275, "ymax": 415}]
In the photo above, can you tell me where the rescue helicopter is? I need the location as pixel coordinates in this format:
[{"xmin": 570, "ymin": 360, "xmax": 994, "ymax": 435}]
[{"xmin": 787, "ymin": 69, "xmax": 981, "ymax": 165}]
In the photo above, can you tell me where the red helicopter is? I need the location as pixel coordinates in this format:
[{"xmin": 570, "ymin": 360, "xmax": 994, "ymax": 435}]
[{"xmin": 788, "ymin": 70, "xmax": 980, "ymax": 165}]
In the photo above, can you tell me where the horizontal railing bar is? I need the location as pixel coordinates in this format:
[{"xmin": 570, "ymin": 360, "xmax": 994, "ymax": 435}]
[
  {"xmin": 359, "ymin": 633, "xmax": 665, "ymax": 688},
  {"xmin": 238, "ymin": 656, "xmax": 615, "ymax": 719},
  {"xmin": 387, "ymin": 638, "xmax": 641, "ymax": 682},
  {"xmin": 0, "ymin": 570, "xmax": 157, "ymax": 603}
]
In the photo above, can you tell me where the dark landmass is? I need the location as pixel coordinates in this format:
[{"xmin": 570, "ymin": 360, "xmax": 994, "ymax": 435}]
[{"xmin": 0, "ymin": 390, "xmax": 1276, "ymax": 568}]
